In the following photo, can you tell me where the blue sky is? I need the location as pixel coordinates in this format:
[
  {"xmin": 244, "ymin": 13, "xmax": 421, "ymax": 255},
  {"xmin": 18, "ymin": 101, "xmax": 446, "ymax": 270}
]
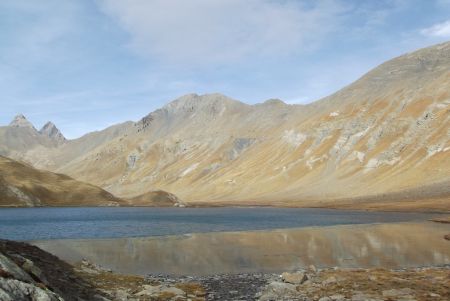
[{"xmin": 1, "ymin": 0, "xmax": 450, "ymax": 138}]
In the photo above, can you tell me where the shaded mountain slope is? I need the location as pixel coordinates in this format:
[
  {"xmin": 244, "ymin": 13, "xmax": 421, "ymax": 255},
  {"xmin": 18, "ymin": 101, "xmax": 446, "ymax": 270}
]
[
  {"xmin": 126, "ymin": 190, "xmax": 186, "ymax": 207},
  {"xmin": 0, "ymin": 156, "xmax": 122, "ymax": 207}
]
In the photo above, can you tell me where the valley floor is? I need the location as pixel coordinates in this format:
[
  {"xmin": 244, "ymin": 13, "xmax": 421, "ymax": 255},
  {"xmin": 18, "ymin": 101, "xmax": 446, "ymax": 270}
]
[
  {"xmin": 189, "ymin": 195, "xmax": 450, "ymax": 213},
  {"xmin": 187, "ymin": 179, "xmax": 450, "ymax": 212}
]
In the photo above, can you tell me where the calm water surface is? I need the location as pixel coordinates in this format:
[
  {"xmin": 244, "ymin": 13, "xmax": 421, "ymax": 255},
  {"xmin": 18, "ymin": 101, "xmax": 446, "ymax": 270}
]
[
  {"xmin": 34, "ymin": 222, "xmax": 450, "ymax": 275},
  {"xmin": 0, "ymin": 207, "xmax": 436, "ymax": 241}
]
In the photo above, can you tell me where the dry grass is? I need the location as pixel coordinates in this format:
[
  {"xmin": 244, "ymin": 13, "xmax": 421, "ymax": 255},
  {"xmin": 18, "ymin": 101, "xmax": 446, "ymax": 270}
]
[{"xmin": 304, "ymin": 268, "xmax": 450, "ymax": 301}]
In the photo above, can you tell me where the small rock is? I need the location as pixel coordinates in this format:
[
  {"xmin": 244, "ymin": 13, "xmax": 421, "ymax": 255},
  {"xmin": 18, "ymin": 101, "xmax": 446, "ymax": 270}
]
[
  {"xmin": 368, "ymin": 275, "xmax": 377, "ymax": 282},
  {"xmin": 351, "ymin": 293, "xmax": 381, "ymax": 301},
  {"xmin": 382, "ymin": 288, "xmax": 414, "ymax": 298},
  {"xmin": 160, "ymin": 286, "xmax": 185, "ymax": 296},
  {"xmin": 330, "ymin": 294, "xmax": 345, "ymax": 300},
  {"xmin": 308, "ymin": 265, "xmax": 318, "ymax": 273},
  {"xmin": 135, "ymin": 284, "xmax": 161, "ymax": 296},
  {"xmin": 322, "ymin": 276, "xmax": 337, "ymax": 285}
]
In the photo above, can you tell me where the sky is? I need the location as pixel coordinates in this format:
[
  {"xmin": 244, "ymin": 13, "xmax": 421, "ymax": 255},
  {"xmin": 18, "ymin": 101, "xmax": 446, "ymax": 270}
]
[{"xmin": 1, "ymin": 0, "xmax": 450, "ymax": 139}]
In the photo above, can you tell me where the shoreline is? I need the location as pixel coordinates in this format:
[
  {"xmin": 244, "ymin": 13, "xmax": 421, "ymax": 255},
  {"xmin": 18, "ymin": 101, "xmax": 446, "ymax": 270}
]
[
  {"xmin": 1, "ymin": 238, "xmax": 449, "ymax": 300},
  {"xmin": 1, "ymin": 203, "xmax": 449, "ymax": 214},
  {"xmin": 31, "ymin": 221, "xmax": 450, "ymax": 277}
]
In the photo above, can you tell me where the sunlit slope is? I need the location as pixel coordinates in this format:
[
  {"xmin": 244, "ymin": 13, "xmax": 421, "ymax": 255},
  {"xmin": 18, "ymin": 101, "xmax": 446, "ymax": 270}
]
[{"xmin": 10, "ymin": 41, "xmax": 450, "ymax": 209}]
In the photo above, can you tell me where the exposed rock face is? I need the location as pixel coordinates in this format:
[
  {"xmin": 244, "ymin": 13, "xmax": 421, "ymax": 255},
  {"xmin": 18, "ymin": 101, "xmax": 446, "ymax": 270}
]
[
  {"xmin": 1, "ymin": 42, "xmax": 450, "ymax": 209},
  {"xmin": 0, "ymin": 115, "xmax": 66, "ymax": 161},
  {"xmin": 39, "ymin": 122, "xmax": 66, "ymax": 144},
  {"xmin": 0, "ymin": 240, "xmax": 112, "ymax": 301},
  {"xmin": 9, "ymin": 114, "xmax": 36, "ymax": 130}
]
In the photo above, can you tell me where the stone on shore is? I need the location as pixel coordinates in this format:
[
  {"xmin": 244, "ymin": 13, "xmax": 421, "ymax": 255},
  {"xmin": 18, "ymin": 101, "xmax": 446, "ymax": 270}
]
[{"xmin": 281, "ymin": 271, "xmax": 308, "ymax": 284}]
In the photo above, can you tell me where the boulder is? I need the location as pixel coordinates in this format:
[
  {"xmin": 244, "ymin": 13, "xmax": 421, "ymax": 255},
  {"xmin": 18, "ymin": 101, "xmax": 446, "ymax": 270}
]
[
  {"xmin": 281, "ymin": 271, "xmax": 308, "ymax": 284},
  {"xmin": 258, "ymin": 281, "xmax": 298, "ymax": 301},
  {"xmin": 0, "ymin": 278, "xmax": 62, "ymax": 301},
  {"xmin": 0, "ymin": 253, "xmax": 34, "ymax": 283}
]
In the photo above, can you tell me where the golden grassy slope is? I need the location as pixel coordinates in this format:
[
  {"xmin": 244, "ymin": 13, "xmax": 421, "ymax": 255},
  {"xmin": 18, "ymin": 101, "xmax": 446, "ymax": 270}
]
[
  {"xmin": 126, "ymin": 190, "xmax": 185, "ymax": 207},
  {"xmin": 0, "ymin": 155, "xmax": 123, "ymax": 207}
]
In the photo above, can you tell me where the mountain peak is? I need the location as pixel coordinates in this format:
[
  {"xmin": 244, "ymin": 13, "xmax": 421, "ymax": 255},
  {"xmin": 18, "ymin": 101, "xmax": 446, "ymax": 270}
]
[
  {"xmin": 39, "ymin": 121, "xmax": 66, "ymax": 143},
  {"xmin": 262, "ymin": 98, "xmax": 286, "ymax": 106},
  {"xmin": 163, "ymin": 93, "xmax": 247, "ymax": 114},
  {"xmin": 9, "ymin": 114, "xmax": 36, "ymax": 130}
]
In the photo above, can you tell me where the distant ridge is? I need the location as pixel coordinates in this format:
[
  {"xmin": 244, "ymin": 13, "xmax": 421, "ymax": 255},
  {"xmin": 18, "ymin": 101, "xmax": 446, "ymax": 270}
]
[{"xmin": 1, "ymin": 41, "xmax": 449, "ymax": 211}]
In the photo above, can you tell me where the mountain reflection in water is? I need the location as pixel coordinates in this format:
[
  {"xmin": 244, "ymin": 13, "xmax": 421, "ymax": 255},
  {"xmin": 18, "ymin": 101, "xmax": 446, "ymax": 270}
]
[{"xmin": 33, "ymin": 222, "xmax": 450, "ymax": 276}]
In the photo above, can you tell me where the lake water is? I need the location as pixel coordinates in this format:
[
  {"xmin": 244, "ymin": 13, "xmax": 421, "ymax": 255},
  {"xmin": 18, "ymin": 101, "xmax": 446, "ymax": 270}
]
[
  {"xmin": 33, "ymin": 222, "xmax": 450, "ymax": 275},
  {"xmin": 0, "ymin": 207, "xmax": 438, "ymax": 241}
]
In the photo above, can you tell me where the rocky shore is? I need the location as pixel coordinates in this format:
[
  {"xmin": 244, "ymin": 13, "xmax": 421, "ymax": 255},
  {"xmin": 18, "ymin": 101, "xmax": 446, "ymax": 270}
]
[{"xmin": 1, "ymin": 239, "xmax": 449, "ymax": 301}]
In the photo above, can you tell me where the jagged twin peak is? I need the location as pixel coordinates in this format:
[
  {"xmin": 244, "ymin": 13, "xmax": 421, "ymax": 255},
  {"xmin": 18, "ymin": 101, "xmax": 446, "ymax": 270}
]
[
  {"xmin": 9, "ymin": 114, "xmax": 36, "ymax": 129},
  {"xmin": 9, "ymin": 114, "xmax": 66, "ymax": 143},
  {"xmin": 39, "ymin": 121, "xmax": 66, "ymax": 143}
]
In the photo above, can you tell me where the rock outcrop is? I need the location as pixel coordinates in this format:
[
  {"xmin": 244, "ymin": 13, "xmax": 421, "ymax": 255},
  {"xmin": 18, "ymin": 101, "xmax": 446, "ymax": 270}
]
[
  {"xmin": 8, "ymin": 114, "xmax": 36, "ymax": 130},
  {"xmin": 39, "ymin": 122, "xmax": 66, "ymax": 144},
  {"xmin": 0, "ymin": 240, "xmax": 108, "ymax": 301}
]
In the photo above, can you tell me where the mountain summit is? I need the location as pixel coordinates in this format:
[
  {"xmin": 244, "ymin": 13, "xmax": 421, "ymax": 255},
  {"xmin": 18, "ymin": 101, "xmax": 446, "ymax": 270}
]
[
  {"xmin": 9, "ymin": 114, "xmax": 36, "ymax": 130},
  {"xmin": 39, "ymin": 122, "xmax": 66, "ymax": 144}
]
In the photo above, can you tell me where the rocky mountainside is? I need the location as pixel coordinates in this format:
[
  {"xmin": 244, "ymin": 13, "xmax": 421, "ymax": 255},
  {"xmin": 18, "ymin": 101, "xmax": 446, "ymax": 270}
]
[
  {"xmin": 2, "ymin": 41, "xmax": 449, "ymax": 209},
  {"xmin": 39, "ymin": 121, "xmax": 66, "ymax": 144},
  {"xmin": 0, "ymin": 115, "xmax": 66, "ymax": 161},
  {"xmin": 0, "ymin": 156, "xmax": 122, "ymax": 207}
]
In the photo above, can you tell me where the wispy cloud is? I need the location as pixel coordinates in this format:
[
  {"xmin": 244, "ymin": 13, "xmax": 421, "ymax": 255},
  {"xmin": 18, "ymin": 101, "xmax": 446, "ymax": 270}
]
[
  {"xmin": 1, "ymin": 0, "xmax": 450, "ymax": 138},
  {"xmin": 421, "ymin": 20, "xmax": 450, "ymax": 37},
  {"xmin": 98, "ymin": 0, "xmax": 346, "ymax": 65}
]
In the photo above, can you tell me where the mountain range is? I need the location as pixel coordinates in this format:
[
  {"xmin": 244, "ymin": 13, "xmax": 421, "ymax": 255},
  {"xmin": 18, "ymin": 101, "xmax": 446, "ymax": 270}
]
[{"xmin": 1, "ymin": 41, "xmax": 449, "ymax": 210}]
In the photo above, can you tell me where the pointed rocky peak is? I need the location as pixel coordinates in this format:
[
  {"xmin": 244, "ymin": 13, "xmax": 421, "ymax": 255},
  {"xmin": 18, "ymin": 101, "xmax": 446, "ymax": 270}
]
[
  {"xmin": 39, "ymin": 121, "xmax": 66, "ymax": 143},
  {"xmin": 9, "ymin": 114, "xmax": 36, "ymax": 130}
]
